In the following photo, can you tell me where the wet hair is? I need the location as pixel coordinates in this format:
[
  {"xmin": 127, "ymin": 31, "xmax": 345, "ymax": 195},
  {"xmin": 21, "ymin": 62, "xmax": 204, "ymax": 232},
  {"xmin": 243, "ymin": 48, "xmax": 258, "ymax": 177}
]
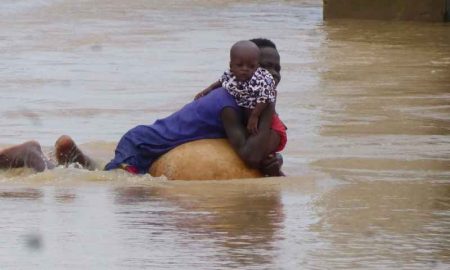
[{"xmin": 249, "ymin": 38, "xmax": 277, "ymax": 49}]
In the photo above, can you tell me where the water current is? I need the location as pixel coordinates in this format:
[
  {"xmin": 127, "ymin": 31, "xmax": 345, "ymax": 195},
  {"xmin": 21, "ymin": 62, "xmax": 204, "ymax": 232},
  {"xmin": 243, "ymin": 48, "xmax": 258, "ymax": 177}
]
[{"xmin": 0, "ymin": 0, "xmax": 449, "ymax": 269}]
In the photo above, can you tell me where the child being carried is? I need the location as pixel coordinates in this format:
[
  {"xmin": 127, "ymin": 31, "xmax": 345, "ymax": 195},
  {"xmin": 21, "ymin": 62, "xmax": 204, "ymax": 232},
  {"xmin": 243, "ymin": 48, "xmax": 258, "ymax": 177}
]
[{"xmin": 195, "ymin": 40, "xmax": 280, "ymax": 135}]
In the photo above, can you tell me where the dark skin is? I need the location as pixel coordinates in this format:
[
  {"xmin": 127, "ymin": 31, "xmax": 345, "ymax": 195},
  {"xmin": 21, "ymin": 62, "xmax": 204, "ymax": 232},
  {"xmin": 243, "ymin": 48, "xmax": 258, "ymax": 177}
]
[
  {"xmin": 196, "ymin": 43, "xmax": 283, "ymax": 176},
  {"xmin": 0, "ymin": 136, "xmax": 94, "ymax": 172},
  {"xmin": 0, "ymin": 141, "xmax": 53, "ymax": 172},
  {"xmin": 229, "ymin": 40, "xmax": 260, "ymax": 82},
  {"xmin": 196, "ymin": 40, "xmax": 273, "ymax": 135},
  {"xmin": 221, "ymin": 45, "xmax": 283, "ymax": 176},
  {"xmin": 229, "ymin": 42, "xmax": 270, "ymax": 135},
  {"xmin": 0, "ymin": 44, "xmax": 284, "ymax": 176},
  {"xmin": 195, "ymin": 40, "xmax": 261, "ymax": 100}
]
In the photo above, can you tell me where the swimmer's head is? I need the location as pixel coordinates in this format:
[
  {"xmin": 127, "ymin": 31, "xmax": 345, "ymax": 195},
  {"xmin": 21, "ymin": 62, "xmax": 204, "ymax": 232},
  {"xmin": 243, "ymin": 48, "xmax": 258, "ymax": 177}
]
[
  {"xmin": 250, "ymin": 38, "xmax": 281, "ymax": 86},
  {"xmin": 229, "ymin": 40, "xmax": 260, "ymax": 82}
]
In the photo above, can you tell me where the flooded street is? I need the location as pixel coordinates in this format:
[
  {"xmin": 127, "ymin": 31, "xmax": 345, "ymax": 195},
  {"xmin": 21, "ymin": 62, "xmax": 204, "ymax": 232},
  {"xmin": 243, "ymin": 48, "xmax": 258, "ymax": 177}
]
[{"xmin": 0, "ymin": 0, "xmax": 449, "ymax": 269}]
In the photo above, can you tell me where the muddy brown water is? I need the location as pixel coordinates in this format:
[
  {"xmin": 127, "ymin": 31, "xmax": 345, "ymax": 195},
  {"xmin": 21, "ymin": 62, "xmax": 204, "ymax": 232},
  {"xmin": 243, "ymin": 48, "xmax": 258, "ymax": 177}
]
[{"xmin": 0, "ymin": 0, "xmax": 449, "ymax": 269}]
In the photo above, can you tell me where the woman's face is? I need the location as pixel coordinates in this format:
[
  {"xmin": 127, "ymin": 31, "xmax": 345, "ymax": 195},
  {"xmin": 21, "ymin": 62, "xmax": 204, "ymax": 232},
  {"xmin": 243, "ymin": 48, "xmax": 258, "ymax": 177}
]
[{"xmin": 259, "ymin": 47, "xmax": 281, "ymax": 86}]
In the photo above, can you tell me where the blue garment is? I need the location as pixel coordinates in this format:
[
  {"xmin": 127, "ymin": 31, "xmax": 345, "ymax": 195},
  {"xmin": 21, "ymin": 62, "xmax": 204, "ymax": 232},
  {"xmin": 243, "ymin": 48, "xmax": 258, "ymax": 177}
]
[{"xmin": 104, "ymin": 88, "xmax": 242, "ymax": 174}]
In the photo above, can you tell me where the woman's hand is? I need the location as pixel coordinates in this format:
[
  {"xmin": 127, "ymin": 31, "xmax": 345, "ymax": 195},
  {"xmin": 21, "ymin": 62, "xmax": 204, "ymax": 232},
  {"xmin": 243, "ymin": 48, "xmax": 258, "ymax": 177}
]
[{"xmin": 260, "ymin": 153, "xmax": 285, "ymax": 177}]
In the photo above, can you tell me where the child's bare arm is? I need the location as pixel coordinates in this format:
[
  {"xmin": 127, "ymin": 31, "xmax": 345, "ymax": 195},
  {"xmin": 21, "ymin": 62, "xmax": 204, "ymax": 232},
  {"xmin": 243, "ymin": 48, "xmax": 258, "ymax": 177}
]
[
  {"xmin": 194, "ymin": 80, "xmax": 222, "ymax": 100},
  {"xmin": 247, "ymin": 102, "xmax": 269, "ymax": 135}
]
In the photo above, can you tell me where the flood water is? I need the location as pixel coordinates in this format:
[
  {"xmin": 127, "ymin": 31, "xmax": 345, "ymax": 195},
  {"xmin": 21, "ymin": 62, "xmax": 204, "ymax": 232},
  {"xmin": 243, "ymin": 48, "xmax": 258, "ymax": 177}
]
[{"xmin": 1, "ymin": 0, "xmax": 449, "ymax": 269}]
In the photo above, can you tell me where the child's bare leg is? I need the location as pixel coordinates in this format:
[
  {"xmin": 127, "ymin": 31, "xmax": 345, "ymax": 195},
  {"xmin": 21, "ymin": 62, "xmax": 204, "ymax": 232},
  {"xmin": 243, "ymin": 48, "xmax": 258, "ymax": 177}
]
[
  {"xmin": 54, "ymin": 135, "xmax": 96, "ymax": 170},
  {"xmin": 0, "ymin": 141, "xmax": 54, "ymax": 172}
]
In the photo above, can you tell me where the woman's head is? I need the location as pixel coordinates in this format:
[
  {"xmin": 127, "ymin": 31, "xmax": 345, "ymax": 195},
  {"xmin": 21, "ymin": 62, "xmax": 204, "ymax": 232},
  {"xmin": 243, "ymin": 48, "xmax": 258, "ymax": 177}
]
[
  {"xmin": 250, "ymin": 38, "xmax": 281, "ymax": 86},
  {"xmin": 229, "ymin": 40, "xmax": 260, "ymax": 82}
]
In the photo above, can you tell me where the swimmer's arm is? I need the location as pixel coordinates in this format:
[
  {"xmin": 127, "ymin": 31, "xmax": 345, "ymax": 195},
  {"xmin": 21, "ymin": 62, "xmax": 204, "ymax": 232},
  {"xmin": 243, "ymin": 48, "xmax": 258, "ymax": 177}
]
[
  {"xmin": 222, "ymin": 104, "xmax": 274, "ymax": 168},
  {"xmin": 194, "ymin": 80, "xmax": 222, "ymax": 100}
]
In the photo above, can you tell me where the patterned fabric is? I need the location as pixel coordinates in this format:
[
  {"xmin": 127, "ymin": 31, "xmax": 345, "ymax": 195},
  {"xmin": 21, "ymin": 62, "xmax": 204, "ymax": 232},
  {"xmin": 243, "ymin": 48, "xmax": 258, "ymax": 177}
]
[{"xmin": 220, "ymin": 67, "xmax": 276, "ymax": 109}]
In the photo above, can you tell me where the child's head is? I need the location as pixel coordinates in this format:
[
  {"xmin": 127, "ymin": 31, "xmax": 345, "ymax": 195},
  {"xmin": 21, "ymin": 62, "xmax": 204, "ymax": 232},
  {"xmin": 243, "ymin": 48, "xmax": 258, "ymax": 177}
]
[{"xmin": 229, "ymin": 40, "xmax": 260, "ymax": 82}]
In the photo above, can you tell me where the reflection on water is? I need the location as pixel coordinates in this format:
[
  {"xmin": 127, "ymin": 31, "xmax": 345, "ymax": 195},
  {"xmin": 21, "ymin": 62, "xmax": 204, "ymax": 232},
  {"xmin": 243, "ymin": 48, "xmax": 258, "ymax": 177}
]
[
  {"xmin": 0, "ymin": 181, "xmax": 286, "ymax": 269},
  {"xmin": 311, "ymin": 181, "xmax": 450, "ymax": 269},
  {"xmin": 0, "ymin": 188, "xmax": 43, "ymax": 199},
  {"xmin": 1, "ymin": 180, "xmax": 448, "ymax": 269},
  {"xmin": 114, "ymin": 182, "xmax": 284, "ymax": 268},
  {"xmin": 0, "ymin": 0, "xmax": 449, "ymax": 269},
  {"xmin": 309, "ymin": 19, "xmax": 450, "ymax": 182},
  {"xmin": 319, "ymin": 20, "xmax": 449, "ymax": 137}
]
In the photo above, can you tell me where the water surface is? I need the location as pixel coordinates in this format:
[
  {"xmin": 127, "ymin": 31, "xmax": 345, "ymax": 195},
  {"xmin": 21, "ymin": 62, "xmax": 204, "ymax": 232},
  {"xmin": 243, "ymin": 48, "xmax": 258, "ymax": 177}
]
[{"xmin": 0, "ymin": 0, "xmax": 449, "ymax": 269}]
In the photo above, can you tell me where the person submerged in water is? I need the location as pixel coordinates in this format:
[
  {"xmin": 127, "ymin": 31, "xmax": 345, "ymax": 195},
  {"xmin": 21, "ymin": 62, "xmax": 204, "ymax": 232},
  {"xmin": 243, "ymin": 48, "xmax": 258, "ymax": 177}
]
[
  {"xmin": 0, "ymin": 38, "xmax": 286, "ymax": 176},
  {"xmin": 195, "ymin": 40, "xmax": 287, "ymax": 152},
  {"xmin": 0, "ymin": 138, "xmax": 96, "ymax": 172}
]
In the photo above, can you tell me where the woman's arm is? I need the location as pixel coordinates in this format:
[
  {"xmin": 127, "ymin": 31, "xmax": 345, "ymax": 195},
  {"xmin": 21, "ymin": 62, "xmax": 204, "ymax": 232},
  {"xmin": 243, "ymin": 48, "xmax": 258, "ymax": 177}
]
[{"xmin": 221, "ymin": 103, "xmax": 276, "ymax": 169}]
